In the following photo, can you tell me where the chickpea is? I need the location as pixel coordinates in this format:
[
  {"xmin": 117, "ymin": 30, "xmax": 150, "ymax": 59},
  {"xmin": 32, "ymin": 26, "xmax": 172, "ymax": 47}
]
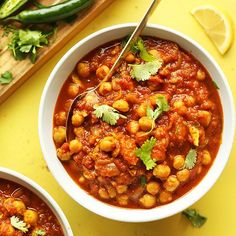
[
  {"xmin": 125, "ymin": 53, "xmax": 135, "ymax": 63},
  {"xmin": 98, "ymin": 82, "xmax": 112, "ymax": 95},
  {"xmin": 111, "ymin": 78, "xmax": 121, "ymax": 91},
  {"xmin": 198, "ymin": 110, "xmax": 212, "ymax": 127},
  {"xmin": 173, "ymin": 155, "xmax": 185, "ymax": 170},
  {"xmin": 149, "ymin": 49, "xmax": 160, "ymax": 59},
  {"xmin": 173, "ymin": 100, "xmax": 187, "ymax": 115},
  {"xmin": 57, "ymin": 143, "xmax": 71, "ymax": 161},
  {"xmin": 117, "ymin": 194, "xmax": 129, "ymax": 206},
  {"xmin": 67, "ymin": 84, "xmax": 79, "ymax": 97},
  {"xmin": 77, "ymin": 62, "xmax": 90, "ymax": 78},
  {"xmin": 184, "ymin": 95, "xmax": 195, "ymax": 107},
  {"xmin": 98, "ymin": 188, "xmax": 109, "ymax": 199},
  {"xmin": 69, "ymin": 139, "xmax": 82, "ymax": 154},
  {"xmin": 159, "ymin": 190, "xmax": 172, "ymax": 204},
  {"xmin": 72, "ymin": 112, "xmax": 84, "ymax": 127},
  {"xmin": 138, "ymin": 116, "xmax": 153, "ymax": 131},
  {"xmin": 4, "ymin": 198, "xmax": 26, "ymax": 215},
  {"xmin": 176, "ymin": 169, "xmax": 190, "ymax": 182},
  {"xmin": 24, "ymin": 209, "xmax": 38, "ymax": 226},
  {"xmin": 64, "ymin": 99, "xmax": 73, "ymax": 112},
  {"xmin": 196, "ymin": 69, "xmax": 206, "ymax": 80},
  {"xmin": 0, "ymin": 222, "xmax": 15, "ymax": 236},
  {"xmin": 153, "ymin": 164, "xmax": 171, "ymax": 180},
  {"xmin": 96, "ymin": 65, "xmax": 110, "ymax": 79},
  {"xmin": 113, "ymin": 99, "xmax": 130, "ymax": 112},
  {"xmin": 139, "ymin": 194, "xmax": 156, "ymax": 208},
  {"xmin": 146, "ymin": 182, "xmax": 160, "ymax": 195},
  {"xmin": 79, "ymin": 176, "xmax": 85, "ymax": 183},
  {"xmin": 100, "ymin": 137, "xmax": 116, "ymax": 152},
  {"xmin": 116, "ymin": 185, "xmax": 128, "ymax": 194},
  {"xmin": 163, "ymin": 175, "xmax": 180, "ymax": 192},
  {"xmin": 136, "ymin": 103, "xmax": 148, "ymax": 117},
  {"xmin": 55, "ymin": 111, "xmax": 66, "ymax": 126},
  {"xmin": 126, "ymin": 121, "xmax": 139, "ymax": 134},
  {"xmin": 53, "ymin": 126, "xmax": 66, "ymax": 144},
  {"xmin": 107, "ymin": 186, "xmax": 116, "ymax": 198},
  {"xmin": 202, "ymin": 150, "xmax": 211, "ymax": 165}
]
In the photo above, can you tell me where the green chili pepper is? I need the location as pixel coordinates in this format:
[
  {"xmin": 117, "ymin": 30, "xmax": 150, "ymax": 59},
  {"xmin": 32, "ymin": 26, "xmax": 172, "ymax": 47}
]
[
  {"xmin": 6, "ymin": 0, "xmax": 94, "ymax": 24},
  {"xmin": 0, "ymin": 0, "xmax": 29, "ymax": 19}
]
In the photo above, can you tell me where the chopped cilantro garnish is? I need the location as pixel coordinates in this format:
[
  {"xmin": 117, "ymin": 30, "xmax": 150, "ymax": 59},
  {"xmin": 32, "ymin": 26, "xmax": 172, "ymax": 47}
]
[
  {"xmin": 182, "ymin": 209, "xmax": 207, "ymax": 228},
  {"xmin": 0, "ymin": 71, "xmax": 13, "ymax": 84},
  {"xmin": 10, "ymin": 216, "xmax": 28, "ymax": 233},
  {"xmin": 93, "ymin": 105, "xmax": 126, "ymax": 125},
  {"xmin": 184, "ymin": 149, "xmax": 197, "ymax": 169},
  {"xmin": 129, "ymin": 60, "xmax": 163, "ymax": 82},
  {"xmin": 135, "ymin": 137, "xmax": 157, "ymax": 170}
]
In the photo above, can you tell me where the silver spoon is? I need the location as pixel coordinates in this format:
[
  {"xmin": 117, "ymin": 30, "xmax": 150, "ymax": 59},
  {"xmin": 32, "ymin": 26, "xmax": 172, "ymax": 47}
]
[{"xmin": 66, "ymin": 0, "xmax": 161, "ymax": 141}]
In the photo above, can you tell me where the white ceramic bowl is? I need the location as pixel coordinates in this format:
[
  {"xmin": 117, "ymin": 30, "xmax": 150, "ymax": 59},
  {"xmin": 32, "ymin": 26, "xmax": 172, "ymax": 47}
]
[
  {"xmin": 39, "ymin": 23, "xmax": 235, "ymax": 222},
  {"xmin": 0, "ymin": 167, "xmax": 73, "ymax": 235}
]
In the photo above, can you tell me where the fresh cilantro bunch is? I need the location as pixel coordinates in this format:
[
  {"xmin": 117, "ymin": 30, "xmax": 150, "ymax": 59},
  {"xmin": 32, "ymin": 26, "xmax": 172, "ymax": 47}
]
[
  {"xmin": 146, "ymin": 95, "xmax": 170, "ymax": 133},
  {"xmin": 93, "ymin": 104, "xmax": 126, "ymax": 125},
  {"xmin": 129, "ymin": 60, "xmax": 163, "ymax": 82},
  {"xmin": 135, "ymin": 137, "xmax": 157, "ymax": 170},
  {"xmin": 182, "ymin": 209, "xmax": 207, "ymax": 228},
  {"xmin": 9, "ymin": 29, "xmax": 49, "ymax": 63}
]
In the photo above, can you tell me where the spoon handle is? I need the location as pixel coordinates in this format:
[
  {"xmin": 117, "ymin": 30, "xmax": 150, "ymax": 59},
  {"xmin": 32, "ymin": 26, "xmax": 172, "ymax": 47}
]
[{"xmin": 104, "ymin": 0, "xmax": 161, "ymax": 81}]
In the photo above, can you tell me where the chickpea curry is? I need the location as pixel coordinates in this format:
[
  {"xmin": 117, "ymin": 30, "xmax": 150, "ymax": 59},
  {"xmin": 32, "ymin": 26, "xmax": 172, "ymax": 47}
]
[
  {"xmin": 0, "ymin": 179, "xmax": 63, "ymax": 235},
  {"xmin": 53, "ymin": 37, "xmax": 223, "ymax": 209}
]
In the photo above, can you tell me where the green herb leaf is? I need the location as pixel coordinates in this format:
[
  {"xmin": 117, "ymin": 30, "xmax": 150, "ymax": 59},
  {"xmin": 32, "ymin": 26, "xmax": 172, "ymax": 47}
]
[
  {"xmin": 8, "ymin": 29, "xmax": 49, "ymax": 63},
  {"xmin": 184, "ymin": 149, "xmax": 197, "ymax": 169},
  {"xmin": 130, "ymin": 60, "xmax": 163, "ymax": 82},
  {"xmin": 93, "ymin": 105, "xmax": 126, "ymax": 125},
  {"xmin": 140, "ymin": 176, "xmax": 147, "ymax": 186},
  {"xmin": 212, "ymin": 80, "xmax": 220, "ymax": 89},
  {"xmin": 135, "ymin": 137, "xmax": 157, "ymax": 170},
  {"xmin": 10, "ymin": 216, "xmax": 28, "ymax": 233},
  {"xmin": 146, "ymin": 95, "xmax": 170, "ymax": 133},
  {"xmin": 182, "ymin": 209, "xmax": 207, "ymax": 228},
  {"xmin": 0, "ymin": 71, "xmax": 13, "ymax": 84},
  {"xmin": 35, "ymin": 229, "xmax": 46, "ymax": 235},
  {"xmin": 136, "ymin": 38, "xmax": 156, "ymax": 62}
]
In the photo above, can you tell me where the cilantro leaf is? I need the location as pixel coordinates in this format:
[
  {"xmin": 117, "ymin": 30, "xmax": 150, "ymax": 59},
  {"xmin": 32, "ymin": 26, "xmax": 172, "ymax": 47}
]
[
  {"xmin": 129, "ymin": 60, "xmax": 163, "ymax": 82},
  {"xmin": 140, "ymin": 176, "xmax": 147, "ymax": 186},
  {"xmin": 35, "ymin": 229, "xmax": 46, "ymax": 235},
  {"xmin": 135, "ymin": 137, "xmax": 157, "ymax": 170},
  {"xmin": 136, "ymin": 38, "xmax": 156, "ymax": 62},
  {"xmin": 10, "ymin": 216, "xmax": 28, "ymax": 233},
  {"xmin": 182, "ymin": 209, "xmax": 207, "ymax": 228},
  {"xmin": 0, "ymin": 71, "xmax": 13, "ymax": 85},
  {"xmin": 93, "ymin": 105, "xmax": 126, "ymax": 125},
  {"xmin": 9, "ymin": 29, "xmax": 49, "ymax": 63},
  {"xmin": 184, "ymin": 149, "xmax": 197, "ymax": 169},
  {"xmin": 146, "ymin": 95, "xmax": 170, "ymax": 133}
]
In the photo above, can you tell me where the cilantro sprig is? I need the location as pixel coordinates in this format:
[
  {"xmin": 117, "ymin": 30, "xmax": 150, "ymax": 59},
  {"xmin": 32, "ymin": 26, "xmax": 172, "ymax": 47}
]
[
  {"xmin": 184, "ymin": 149, "xmax": 197, "ymax": 169},
  {"xmin": 93, "ymin": 104, "xmax": 126, "ymax": 125},
  {"xmin": 182, "ymin": 209, "xmax": 207, "ymax": 228},
  {"xmin": 0, "ymin": 71, "xmax": 13, "ymax": 84},
  {"xmin": 146, "ymin": 95, "xmax": 169, "ymax": 133},
  {"xmin": 129, "ymin": 60, "xmax": 163, "ymax": 82},
  {"xmin": 8, "ymin": 29, "xmax": 50, "ymax": 63},
  {"xmin": 135, "ymin": 137, "xmax": 157, "ymax": 170},
  {"xmin": 10, "ymin": 216, "xmax": 28, "ymax": 233}
]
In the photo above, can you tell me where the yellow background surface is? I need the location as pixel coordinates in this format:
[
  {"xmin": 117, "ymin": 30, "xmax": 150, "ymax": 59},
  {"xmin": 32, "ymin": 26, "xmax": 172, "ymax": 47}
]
[{"xmin": 0, "ymin": 0, "xmax": 235, "ymax": 235}]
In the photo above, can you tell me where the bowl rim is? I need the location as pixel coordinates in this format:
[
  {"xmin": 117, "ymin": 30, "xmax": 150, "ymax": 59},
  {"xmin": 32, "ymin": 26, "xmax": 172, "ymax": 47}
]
[
  {"xmin": 0, "ymin": 167, "xmax": 73, "ymax": 235},
  {"xmin": 39, "ymin": 23, "xmax": 235, "ymax": 222}
]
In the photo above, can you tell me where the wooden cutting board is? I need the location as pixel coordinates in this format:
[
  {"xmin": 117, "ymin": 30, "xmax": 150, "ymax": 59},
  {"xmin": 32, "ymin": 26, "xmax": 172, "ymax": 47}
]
[{"xmin": 0, "ymin": 0, "xmax": 114, "ymax": 104}]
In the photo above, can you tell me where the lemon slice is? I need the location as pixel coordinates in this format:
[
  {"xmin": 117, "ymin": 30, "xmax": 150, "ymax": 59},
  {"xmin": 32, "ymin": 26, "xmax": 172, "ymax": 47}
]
[{"xmin": 191, "ymin": 5, "xmax": 233, "ymax": 54}]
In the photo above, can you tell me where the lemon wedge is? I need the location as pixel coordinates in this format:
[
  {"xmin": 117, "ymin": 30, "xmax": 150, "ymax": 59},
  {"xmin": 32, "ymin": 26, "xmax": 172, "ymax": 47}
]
[{"xmin": 191, "ymin": 5, "xmax": 233, "ymax": 54}]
